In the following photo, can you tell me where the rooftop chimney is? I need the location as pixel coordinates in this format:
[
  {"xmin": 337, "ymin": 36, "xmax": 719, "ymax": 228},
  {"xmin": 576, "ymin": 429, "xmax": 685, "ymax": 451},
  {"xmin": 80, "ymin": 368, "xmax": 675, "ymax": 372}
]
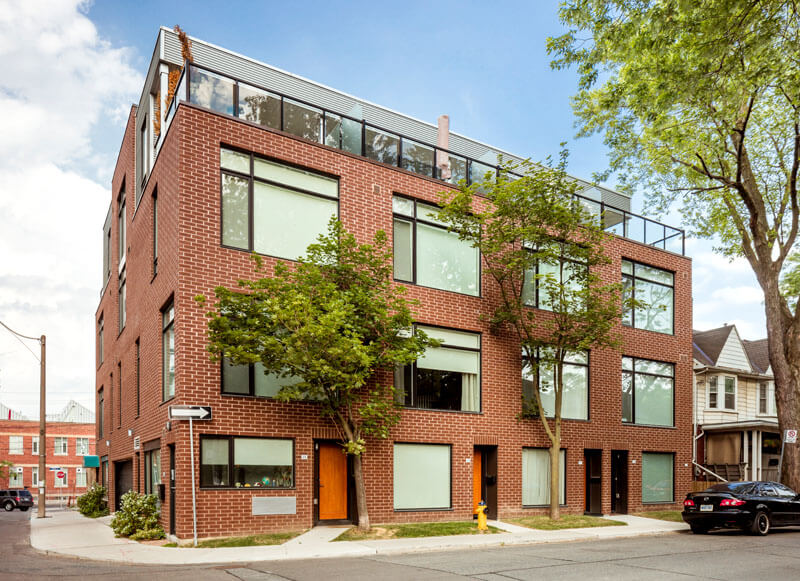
[{"xmin": 436, "ymin": 115, "xmax": 451, "ymax": 180}]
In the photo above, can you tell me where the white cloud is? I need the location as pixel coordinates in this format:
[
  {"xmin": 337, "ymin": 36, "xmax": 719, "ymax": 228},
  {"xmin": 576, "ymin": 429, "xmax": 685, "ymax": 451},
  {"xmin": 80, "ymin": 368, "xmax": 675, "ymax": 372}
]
[{"xmin": 0, "ymin": 0, "xmax": 140, "ymax": 418}]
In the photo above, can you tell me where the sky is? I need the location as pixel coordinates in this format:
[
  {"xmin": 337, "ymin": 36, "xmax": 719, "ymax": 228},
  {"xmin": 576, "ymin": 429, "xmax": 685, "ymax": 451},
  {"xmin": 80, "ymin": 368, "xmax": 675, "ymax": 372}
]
[{"xmin": 0, "ymin": 0, "xmax": 765, "ymax": 419}]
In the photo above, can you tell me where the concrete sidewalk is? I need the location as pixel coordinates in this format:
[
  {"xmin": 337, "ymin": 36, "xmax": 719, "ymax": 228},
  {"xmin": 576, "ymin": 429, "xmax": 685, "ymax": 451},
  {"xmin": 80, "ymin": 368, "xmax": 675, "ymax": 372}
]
[{"xmin": 29, "ymin": 509, "xmax": 688, "ymax": 565}]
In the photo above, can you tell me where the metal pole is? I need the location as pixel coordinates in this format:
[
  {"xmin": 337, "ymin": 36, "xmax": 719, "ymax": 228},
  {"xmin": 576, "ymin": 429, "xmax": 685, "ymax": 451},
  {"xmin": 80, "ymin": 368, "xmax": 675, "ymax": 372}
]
[
  {"xmin": 189, "ymin": 417, "xmax": 197, "ymax": 547},
  {"xmin": 778, "ymin": 436, "xmax": 786, "ymax": 484},
  {"xmin": 38, "ymin": 335, "xmax": 46, "ymax": 518}
]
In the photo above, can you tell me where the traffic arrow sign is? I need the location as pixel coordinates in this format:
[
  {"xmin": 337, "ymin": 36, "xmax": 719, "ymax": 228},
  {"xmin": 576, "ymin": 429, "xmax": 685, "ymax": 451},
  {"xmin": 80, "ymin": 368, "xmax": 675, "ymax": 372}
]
[{"xmin": 168, "ymin": 405, "xmax": 212, "ymax": 420}]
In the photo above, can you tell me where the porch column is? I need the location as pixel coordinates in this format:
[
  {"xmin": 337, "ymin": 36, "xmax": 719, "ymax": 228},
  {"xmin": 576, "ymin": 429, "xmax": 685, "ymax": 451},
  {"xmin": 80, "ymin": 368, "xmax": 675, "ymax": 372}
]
[
  {"xmin": 742, "ymin": 430, "xmax": 749, "ymax": 480},
  {"xmin": 755, "ymin": 431, "xmax": 761, "ymax": 480}
]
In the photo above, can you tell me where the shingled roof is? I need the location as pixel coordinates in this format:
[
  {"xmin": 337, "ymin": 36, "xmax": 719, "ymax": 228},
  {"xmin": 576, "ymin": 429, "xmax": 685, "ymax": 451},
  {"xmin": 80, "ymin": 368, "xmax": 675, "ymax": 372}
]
[
  {"xmin": 743, "ymin": 338, "xmax": 770, "ymax": 374},
  {"xmin": 693, "ymin": 325, "xmax": 735, "ymax": 367}
]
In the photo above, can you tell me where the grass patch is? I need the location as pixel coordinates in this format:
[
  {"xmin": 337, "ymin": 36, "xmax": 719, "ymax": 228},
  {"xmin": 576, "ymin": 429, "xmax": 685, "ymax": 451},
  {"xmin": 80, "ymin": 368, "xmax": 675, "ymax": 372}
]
[
  {"xmin": 195, "ymin": 531, "xmax": 301, "ymax": 548},
  {"xmin": 507, "ymin": 514, "xmax": 626, "ymax": 530},
  {"xmin": 334, "ymin": 521, "xmax": 500, "ymax": 541},
  {"xmin": 632, "ymin": 510, "xmax": 683, "ymax": 522}
]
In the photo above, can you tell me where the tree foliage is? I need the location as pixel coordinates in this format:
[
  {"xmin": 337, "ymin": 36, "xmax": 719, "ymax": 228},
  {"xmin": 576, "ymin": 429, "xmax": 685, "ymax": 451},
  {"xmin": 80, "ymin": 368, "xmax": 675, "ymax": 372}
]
[
  {"xmin": 549, "ymin": 0, "xmax": 800, "ymax": 487},
  {"xmin": 439, "ymin": 153, "xmax": 626, "ymax": 518},
  {"xmin": 199, "ymin": 219, "xmax": 432, "ymax": 529}
]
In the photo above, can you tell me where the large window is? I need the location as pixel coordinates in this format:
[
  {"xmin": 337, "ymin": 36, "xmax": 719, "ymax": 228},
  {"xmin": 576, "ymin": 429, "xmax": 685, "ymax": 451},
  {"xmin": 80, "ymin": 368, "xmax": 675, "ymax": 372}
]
[
  {"xmin": 9, "ymin": 436, "xmax": 23, "ymax": 455},
  {"xmin": 642, "ymin": 452, "xmax": 674, "ymax": 503},
  {"xmin": 9, "ymin": 469, "xmax": 23, "ymax": 487},
  {"xmin": 622, "ymin": 259, "xmax": 674, "ymax": 334},
  {"xmin": 76, "ymin": 438, "xmax": 90, "ymax": 456},
  {"xmin": 522, "ymin": 448, "xmax": 566, "ymax": 506},
  {"xmin": 54, "ymin": 437, "xmax": 68, "ymax": 456},
  {"xmin": 622, "ymin": 357, "xmax": 674, "ymax": 427},
  {"xmin": 522, "ymin": 349, "xmax": 589, "ymax": 420},
  {"xmin": 144, "ymin": 447, "xmax": 161, "ymax": 495},
  {"xmin": 221, "ymin": 359, "xmax": 298, "ymax": 398},
  {"xmin": 392, "ymin": 196, "xmax": 480, "ymax": 296},
  {"xmin": 220, "ymin": 147, "xmax": 339, "ymax": 260},
  {"xmin": 200, "ymin": 436, "xmax": 294, "ymax": 489},
  {"xmin": 393, "ymin": 443, "xmax": 451, "ymax": 510},
  {"xmin": 522, "ymin": 251, "xmax": 586, "ymax": 311},
  {"xmin": 395, "ymin": 325, "xmax": 480, "ymax": 412},
  {"xmin": 707, "ymin": 375, "xmax": 736, "ymax": 411},
  {"xmin": 162, "ymin": 300, "xmax": 175, "ymax": 400}
]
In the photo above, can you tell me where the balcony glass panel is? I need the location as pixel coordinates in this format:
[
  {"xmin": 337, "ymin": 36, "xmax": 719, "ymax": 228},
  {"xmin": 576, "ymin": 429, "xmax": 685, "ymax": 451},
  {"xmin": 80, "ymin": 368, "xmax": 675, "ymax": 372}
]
[
  {"xmin": 189, "ymin": 67, "xmax": 234, "ymax": 115},
  {"xmin": 238, "ymin": 84, "xmax": 280, "ymax": 130},
  {"xmin": 664, "ymin": 227, "xmax": 684, "ymax": 254},
  {"xmin": 324, "ymin": 113, "xmax": 341, "ymax": 149},
  {"xmin": 365, "ymin": 126, "xmax": 399, "ymax": 166},
  {"xmin": 283, "ymin": 98, "xmax": 322, "ymax": 142},
  {"xmin": 626, "ymin": 214, "xmax": 645, "ymax": 245},
  {"xmin": 324, "ymin": 114, "xmax": 361, "ymax": 155},
  {"xmin": 401, "ymin": 139, "xmax": 434, "ymax": 177},
  {"xmin": 645, "ymin": 220, "xmax": 668, "ymax": 249}
]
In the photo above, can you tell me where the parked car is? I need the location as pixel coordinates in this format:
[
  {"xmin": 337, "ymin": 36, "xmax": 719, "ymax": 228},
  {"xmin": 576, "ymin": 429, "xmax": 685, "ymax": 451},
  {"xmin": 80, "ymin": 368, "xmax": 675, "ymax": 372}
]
[
  {"xmin": 0, "ymin": 489, "xmax": 34, "ymax": 512},
  {"xmin": 682, "ymin": 481, "xmax": 800, "ymax": 535}
]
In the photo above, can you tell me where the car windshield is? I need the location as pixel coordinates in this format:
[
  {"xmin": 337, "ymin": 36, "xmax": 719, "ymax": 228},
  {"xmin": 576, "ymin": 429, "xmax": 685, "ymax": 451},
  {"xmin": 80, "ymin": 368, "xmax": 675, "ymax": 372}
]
[
  {"xmin": 705, "ymin": 482, "xmax": 755, "ymax": 494},
  {"xmin": 18, "ymin": 491, "xmax": 32, "ymax": 498}
]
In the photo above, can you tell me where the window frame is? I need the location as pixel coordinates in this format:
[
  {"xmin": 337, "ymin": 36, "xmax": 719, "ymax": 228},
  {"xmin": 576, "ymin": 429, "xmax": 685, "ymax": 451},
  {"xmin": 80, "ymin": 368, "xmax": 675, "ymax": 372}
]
[
  {"xmin": 641, "ymin": 452, "xmax": 675, "ymax": 504},
  {"xmin": 54, "ymin": 437, "xmax": 68, "ymax": 456},
  {"xmin": 8, "ymin": 436, "xmax": 23, "ymax": 455},
  {"xmin": 622, "ymin": 356, "xmax": 675, "ymax": 427},
  {"xmin": 162, "ymin": 298, "xmax": 175, "ymax": 401},
  {"xmin": 152, "ymin": 189, "xmax": 158, "ymax": 277},
  {"xmin": 98, "ymin": 387, "xmax": 104, "ymax": 438},
  {"xmin": 396, "ymin": 323, "xmax": 482, "ymax": 413},
  {"xmin": 521, "ymin": 348, "xmax": 590, "ymax": 421},
  {"xmin": 76, "ymin": 437, "xmax": 90, "ymax": 456},
  {"xmin": 392, "ymin": 193, "xmax": 481, "ymax": 297},
  {"xmin": 706, "ymin": 375, "xmax": 737, "ymax": 411},
  {"xmin": 135, "ymin": 338, "xmax": 141, "ymax": 417},
  {"xmin": 758, "ymin": 381, "xmax": 776, "ymax": 416},
  {"xmin": 621, "ymin": 259, "xmax": 675, "ymax": 335},
  {"xmin": 199, "ymin": 435, "xmax": 295, "ymax": 490},
  {"xmin": 118, "ymin": 267, "xmax": 126, "ymax": 333},
  {"xmin": 97, "ymin": 315, "xmax": 104, "ymax": 366},
  {"xmin": 219, "ymin": 146, "xmax": 340, "ymax": 259},
  {"xmin": 32, "ymin": 436, "xmax": 39, "ymax": 455},
  {"xmin": 393, "ymin": 442, "xmax": 452, "ymax": 511},
  {"xmin": 522, "ymin": 247, "xmax": 588, "ymax": 311},
  {"xmin": 144, "ymin": 447, "xmax": 161, "ymax": 495}
]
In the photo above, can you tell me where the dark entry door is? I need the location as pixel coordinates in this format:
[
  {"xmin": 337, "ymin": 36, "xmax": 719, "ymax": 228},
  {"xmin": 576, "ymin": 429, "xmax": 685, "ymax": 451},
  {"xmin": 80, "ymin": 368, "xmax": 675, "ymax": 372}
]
[
  {"xmin": 114, "ymin": 460, "xmax": 133, "ymax": 511},
  {"xmin": 585, "ymin": 449, "xmax": 602, "ymax": 515},
  {"xmin": 317, "ymin": 442, "xmax": 348, "ymax": 522},
  {"xmin": 611, "ymin": 450, "xmax": 628, "ymax": 514},
  {"xmin": 473, "ymin": 446, "xmax": 498, "ymax": 519},
  {"xmin": 169, "ymin": 444, "xmax": 176, "ymax": 535}
]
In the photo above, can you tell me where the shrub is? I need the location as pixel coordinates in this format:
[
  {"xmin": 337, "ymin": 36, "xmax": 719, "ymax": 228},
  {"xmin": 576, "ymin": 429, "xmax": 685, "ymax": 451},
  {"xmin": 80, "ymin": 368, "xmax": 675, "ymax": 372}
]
[
  {"xmin": 110, "ymin": 491, "xmax": 164, "ymax": 539},
  {"xmin": 77, "ymin": 484, "xmax": 109, "ymax": 518},
  {"xmin": 130, "ymin": 527, "xmax": 166, "ymax": 541}
]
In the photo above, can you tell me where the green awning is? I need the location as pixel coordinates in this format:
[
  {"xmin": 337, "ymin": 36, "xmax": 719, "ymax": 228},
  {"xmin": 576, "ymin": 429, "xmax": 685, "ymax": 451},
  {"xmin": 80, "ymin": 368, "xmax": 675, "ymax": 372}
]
[{"xmin": 83, "ymin": 455, "xmax": 100, "ymax": 468}]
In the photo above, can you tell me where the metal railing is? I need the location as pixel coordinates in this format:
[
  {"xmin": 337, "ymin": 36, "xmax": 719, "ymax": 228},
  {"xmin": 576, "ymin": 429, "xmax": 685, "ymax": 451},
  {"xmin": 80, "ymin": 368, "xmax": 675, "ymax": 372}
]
[{"xmin": 161, "ymin": 62, "xmax": 685, "ymax": 255}]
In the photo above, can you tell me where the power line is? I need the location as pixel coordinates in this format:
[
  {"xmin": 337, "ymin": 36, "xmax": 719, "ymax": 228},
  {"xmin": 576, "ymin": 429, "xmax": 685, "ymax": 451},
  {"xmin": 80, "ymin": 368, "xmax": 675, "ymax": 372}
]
[{"xmin": 0, "ymin": 319, "xmax": 41, "ymax": 362}]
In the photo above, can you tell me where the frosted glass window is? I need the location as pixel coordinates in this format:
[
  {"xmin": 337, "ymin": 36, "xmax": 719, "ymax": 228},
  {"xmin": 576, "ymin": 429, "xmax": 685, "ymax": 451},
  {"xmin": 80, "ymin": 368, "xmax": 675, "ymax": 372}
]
[
  {"xmin": 622, "ymin": 356, "xmax": 674, "ymax": 427},
  {"xmin": 393, "ymin": 444, "xmax": 450, "ymax": 509},
  {"xmin": 642, "ymin": 453, "xmax": 673, "ymax": 503},
  {"xmin": 417, "ymin": 224, "xmax": 479, "ymax": 295},
  {"xmin": 393, "ymin": 219, "xmax": 413, "ymax": 280},
  {"xmin": 253, "ymin": 182, "xmax": 337, "ymax": 259},
  {"xmin": 200, "ymin": 438, "xmax": 229, "ymax": 487},
  {"xmin": 9, "ymin": 436, "xmax": 22, "ymax": 455},
  {"xmin": 221, "ymin": 175, "xmax": 249, "ymax": 248},
  {"xmin": 254, "ymin": 159, "xmax": 338, "ymax": 198},
  {"xmin": 522, "ymin": 448, "xmax": 565, "ymax": 506},
  {"xmin": 220, "ymin": 149, "xmax": 250, "ymax": 173},
  {"xmin": 622, "ymin": 259, "xmax": 674, "ymax": 334},
  {"xmin": 522, "ymin": 349, "xmax": 588, "ymax": 420}
]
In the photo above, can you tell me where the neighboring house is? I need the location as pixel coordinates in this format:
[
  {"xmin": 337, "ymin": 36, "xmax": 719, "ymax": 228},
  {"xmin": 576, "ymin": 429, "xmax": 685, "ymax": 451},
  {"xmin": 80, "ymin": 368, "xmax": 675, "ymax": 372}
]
[
  {"xmin": 96, "ymin": 27, "xmax": 693, "ymax": 541},
  {"xmin": 693, "ymin": 325, "xmax": 778, "ymax": 482},
  {"xmin": 0, "ymin": 400, "xmax": 96, "ymax": 500}
]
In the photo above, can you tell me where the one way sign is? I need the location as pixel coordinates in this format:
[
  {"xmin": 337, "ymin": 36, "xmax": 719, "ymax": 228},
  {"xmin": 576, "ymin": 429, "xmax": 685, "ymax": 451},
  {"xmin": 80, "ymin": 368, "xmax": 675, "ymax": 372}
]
[{"xmin": 169, "ymin": 405, "xmax": 212, "ymax": 421}]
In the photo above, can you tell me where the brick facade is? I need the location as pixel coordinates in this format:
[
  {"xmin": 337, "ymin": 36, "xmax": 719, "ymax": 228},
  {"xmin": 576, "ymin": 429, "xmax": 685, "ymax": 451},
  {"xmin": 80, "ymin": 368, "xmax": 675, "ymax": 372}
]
[{"xmin": 97, "ymin": 38, "xmax": 692, "ymax": 541}]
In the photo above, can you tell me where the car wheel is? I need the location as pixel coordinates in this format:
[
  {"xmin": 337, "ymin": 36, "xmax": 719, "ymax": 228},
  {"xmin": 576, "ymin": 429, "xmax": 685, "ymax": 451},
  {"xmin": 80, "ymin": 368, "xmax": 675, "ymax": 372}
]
[
  {"xmin": 3, "ymin": 501, "xmax": 14, "ymax": 512},
  {"xmin": 690, "ymin": 523, "xmax": 711, "ymax": 534},
  {"xmin": 750, "ymin": 511, "xmax": 770, "ymax": 536},
  {"xmin": 19, "ymin": 506, "xmax": 29, "ymax": 512}
]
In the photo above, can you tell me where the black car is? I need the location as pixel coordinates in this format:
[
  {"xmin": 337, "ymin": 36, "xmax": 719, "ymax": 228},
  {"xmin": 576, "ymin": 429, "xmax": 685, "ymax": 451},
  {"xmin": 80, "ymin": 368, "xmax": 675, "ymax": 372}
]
[
  {"xmin": 682, "ymin": 481, "xmax": 800, "ymax": 535},
  {"xmin": 0, "ymin": 489, "xmax": 34, "ymax": 512}
]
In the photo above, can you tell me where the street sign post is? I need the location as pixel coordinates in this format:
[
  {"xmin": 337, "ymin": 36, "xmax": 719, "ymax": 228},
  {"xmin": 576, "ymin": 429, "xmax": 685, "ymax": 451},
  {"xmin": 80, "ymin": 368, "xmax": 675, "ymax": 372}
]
[
  {"xmin": 778, "ymin": 428, "xmax": 798, "ymax": 482},
  {"xmin": 168, "ymin": 405, "xmax": 212, "ymax": 547}
]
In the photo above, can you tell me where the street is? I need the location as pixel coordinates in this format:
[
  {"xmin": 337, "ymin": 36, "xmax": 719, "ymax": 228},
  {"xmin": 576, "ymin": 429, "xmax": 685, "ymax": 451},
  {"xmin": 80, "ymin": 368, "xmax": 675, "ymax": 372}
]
[{"xmin": 4, "ymin": 509, "xmax": 800, "ymax": 580}]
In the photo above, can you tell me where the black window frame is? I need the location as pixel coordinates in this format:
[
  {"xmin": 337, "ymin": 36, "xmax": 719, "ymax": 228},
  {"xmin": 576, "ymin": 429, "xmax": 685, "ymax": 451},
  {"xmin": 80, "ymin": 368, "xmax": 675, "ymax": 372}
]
[
  {"xmin": 521, "ymin": 347, "xmax": 590, "ymax": 421},
  {"xmin": 199, "ymin": 435, "xmax": 295, "ymax": 490},
  {"xmin": 219, "ymin": 145, "xmax": 340, "ymax": 259},
  {"xmin": 152, "ymin": 188, "xmax": 158, "ymax": 277},
  {"xmin": 522, "ymin": 245, "xmax": 588, "ymax": 311},
  {"xmin": 118, "ymin": 267, "xmax": 126, "ymax": 334},
  {"xmin": 135, "ymin": 338, "xmax": 141, "ymax": 418},
  {"xmin": 97, "ymin": 314, "xmax": 104, "ymax": 367},
  {"xmin": 396, "ymin": 323, "xmax": 482, "ymax": 413},
  {"xmin": 621, "ymin": 258, "xmax": 675, "ymax": 335},
  {"xmin": 162, "ymin": 298, "xmax": 175, "ymax": 402},
  {"xmin": 98, "ymin": 387, "xmax": 104, "ymax": 438},
  {"xmin": 622, "ymin": 356, "xmax": 675, "ymax": 427},
  {"xmin": 391, "ymin": 193, "xmax": 481, "ymax": 297}
]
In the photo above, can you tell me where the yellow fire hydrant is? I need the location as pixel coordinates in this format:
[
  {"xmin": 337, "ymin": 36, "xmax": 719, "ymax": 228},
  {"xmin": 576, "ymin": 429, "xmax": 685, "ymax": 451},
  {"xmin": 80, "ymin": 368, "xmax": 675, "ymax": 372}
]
[{"xmin": 477, "ymin": 500, "xmax": 488, "ymax": 531}]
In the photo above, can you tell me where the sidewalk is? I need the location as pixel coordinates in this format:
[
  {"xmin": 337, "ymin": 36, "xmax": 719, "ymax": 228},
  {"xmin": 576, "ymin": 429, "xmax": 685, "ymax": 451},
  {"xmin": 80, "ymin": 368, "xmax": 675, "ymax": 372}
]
[{"xmin": 29, "ymin": 509, "xmax": 688, "ymax": 565}]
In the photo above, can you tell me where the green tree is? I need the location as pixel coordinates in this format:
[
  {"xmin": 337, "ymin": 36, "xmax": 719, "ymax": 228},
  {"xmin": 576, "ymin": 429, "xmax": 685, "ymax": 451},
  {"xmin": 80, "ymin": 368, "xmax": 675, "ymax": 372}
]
[
  {"xmin": 438, "ymin": 154, "xmax": 626, "ymax": 519},
  {"xmin": 0, "ymin": 460, "xmax": 12, "ymax": 480},
  {"xmin": 199, "ymin": 220, "xmax": 431, "ymax": 530},
  {"xmin": 549, "ymin": 0, "xmax": 800, "ymax": 488}
]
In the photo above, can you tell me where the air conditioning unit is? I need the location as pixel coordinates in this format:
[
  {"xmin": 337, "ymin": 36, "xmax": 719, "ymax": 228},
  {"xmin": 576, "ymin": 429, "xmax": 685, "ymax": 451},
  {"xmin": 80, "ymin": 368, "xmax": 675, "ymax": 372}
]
[{"xmin": 133, "ymin": 436, "xmax": 141, "ymax": 450}]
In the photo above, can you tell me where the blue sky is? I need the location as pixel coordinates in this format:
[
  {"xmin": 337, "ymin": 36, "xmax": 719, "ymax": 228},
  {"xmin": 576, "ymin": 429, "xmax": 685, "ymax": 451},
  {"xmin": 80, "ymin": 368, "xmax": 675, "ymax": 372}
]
[{"xmin": 0, "ymin": 0, "xmax": 765, "ymax": 418}]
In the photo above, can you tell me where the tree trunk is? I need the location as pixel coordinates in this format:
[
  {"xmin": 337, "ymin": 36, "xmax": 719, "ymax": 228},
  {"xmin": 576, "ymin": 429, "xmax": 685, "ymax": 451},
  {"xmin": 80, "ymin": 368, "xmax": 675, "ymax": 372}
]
[
  {"xmin": 352, "ymin": 453, "xmax": 370, "ymax": 530},
  {"xmin": 549, "ymin": 443, "xmax": 560, "ymax": 520}
]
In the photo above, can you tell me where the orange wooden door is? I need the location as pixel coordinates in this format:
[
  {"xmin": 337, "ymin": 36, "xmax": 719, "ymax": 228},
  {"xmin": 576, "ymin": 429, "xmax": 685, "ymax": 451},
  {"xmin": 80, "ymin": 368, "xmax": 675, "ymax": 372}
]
[
  {"xmin": 472, "ymin": 449, "xmax": 482, "ymax": 515},
  {"xmin": 319, "ymin": 442, "xmax": 348, "ymax": 520}
]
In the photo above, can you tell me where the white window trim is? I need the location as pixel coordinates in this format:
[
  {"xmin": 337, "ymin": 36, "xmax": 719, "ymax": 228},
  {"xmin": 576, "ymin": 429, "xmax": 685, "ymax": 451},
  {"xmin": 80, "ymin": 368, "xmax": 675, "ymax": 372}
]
[
  {"xmin": 76, "ymin": 437, "xmax": 90, "ymax": 456},
  {"xmin": 705, "ymin": 375, "xmax": 737, "ymax": 412},
  {"xmin": 54, "ymin": 437, "xmax": 68, "ymax": 456},
  {"xmin": 757, "ymin": 381, "xmax": 777, "ymax": 416},
  {"xmin": 8, "ymin": 435, "xmax": 23, "ymax": 455},
  {"xmin": 32, "ymin": 436, "xmax": 39, "ymax": 455}
]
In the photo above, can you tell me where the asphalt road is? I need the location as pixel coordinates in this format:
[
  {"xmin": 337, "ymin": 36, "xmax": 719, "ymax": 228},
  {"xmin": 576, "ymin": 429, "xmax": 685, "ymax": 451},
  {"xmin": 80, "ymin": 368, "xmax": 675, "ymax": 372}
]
[{"xmin": 3, "ymin": 508, "xmax": 800, "ymax": 580}]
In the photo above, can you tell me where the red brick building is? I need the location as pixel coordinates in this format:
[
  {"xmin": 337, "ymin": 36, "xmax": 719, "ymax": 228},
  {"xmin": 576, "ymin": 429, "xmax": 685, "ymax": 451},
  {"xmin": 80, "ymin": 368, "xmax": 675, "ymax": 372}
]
[
  {"xmin": 0, "ymin": 401, "xmax": 95, "ymax": 502},
  {"xmin": 96, "ymin": 28, "xmax": 692, "ymax": 541}
]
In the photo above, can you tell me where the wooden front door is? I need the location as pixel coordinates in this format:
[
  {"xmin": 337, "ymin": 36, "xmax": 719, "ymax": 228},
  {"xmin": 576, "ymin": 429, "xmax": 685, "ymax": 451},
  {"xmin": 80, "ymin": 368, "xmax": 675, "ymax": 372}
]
[
  {"xmin": 318, "ymin": 442, "xmax": 348, "ymax": 521},
  {"xmin": 472, "ymin": 449, "xmax": 483, "ymax": 515}
]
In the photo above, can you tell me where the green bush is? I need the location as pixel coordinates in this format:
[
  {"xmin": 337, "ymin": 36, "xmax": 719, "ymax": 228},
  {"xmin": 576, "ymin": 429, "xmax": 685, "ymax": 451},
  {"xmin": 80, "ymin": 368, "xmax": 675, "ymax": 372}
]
[
  {"xmin": 110, "ymin": 491, "xmax": 164, "ymax": 539},
  {"xmin": 130, "ymin": 527, "xmax": 166, "ymax": 541},
  {"xmin": 77, "ymin": 484, "xmax": 109, "ymax": 518}
]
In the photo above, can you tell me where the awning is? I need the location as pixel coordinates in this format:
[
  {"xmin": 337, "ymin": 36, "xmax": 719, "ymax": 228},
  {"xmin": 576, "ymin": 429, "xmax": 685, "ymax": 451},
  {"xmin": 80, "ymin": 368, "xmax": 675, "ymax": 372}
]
[{"xmin": 83, "ymin": 455, "xmax": 100, "ymax": 468}]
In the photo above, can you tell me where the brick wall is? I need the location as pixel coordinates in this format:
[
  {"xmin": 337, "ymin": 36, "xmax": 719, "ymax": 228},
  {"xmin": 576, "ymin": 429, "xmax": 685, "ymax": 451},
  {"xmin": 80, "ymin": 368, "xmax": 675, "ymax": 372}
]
[{"xmin": 97, "ymin": 103, "xmax": 693, "ymax": 539}]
